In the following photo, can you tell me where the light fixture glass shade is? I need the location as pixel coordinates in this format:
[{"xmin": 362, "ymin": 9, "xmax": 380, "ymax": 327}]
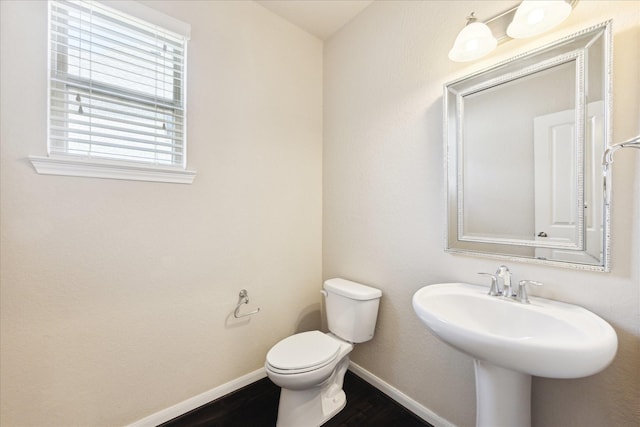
[
  {"xmin": 448, "ymin": 21, "xmax": 498, "ymax": 62},
  {"xmin": 507, "ymin": 0, "xmax": 572, "ymax": 39}
]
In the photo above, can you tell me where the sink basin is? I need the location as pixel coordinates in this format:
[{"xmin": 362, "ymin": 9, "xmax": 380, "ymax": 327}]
[{"xmin": 412, "ymin": 283, "xmax": 617, "ymax": 378}]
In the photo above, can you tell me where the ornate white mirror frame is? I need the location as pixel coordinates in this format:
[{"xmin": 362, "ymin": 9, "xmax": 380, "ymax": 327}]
[{"xmin": 444, "ymin": 21, "xmax": 612, "ymax": 271}]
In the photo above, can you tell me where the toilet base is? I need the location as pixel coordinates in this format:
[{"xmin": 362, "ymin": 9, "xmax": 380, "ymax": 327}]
[{"xmin": 275, "ymin": 356, "xmax": 350, "ymax": 427}]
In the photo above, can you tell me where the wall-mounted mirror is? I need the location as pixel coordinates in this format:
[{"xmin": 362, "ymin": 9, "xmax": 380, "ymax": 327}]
[{"xmin": 444, "ymin": 21, "xmax": 611, "ymax": 271}]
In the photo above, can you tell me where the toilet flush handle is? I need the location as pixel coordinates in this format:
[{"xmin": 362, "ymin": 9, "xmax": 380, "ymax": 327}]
[{"xmin": 320, "ymin": 290, "xmax": 328, "ymax": 298}]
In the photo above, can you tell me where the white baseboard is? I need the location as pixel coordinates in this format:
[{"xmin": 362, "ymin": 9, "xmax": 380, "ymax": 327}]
[
  {"xmin": 126, "ymin": 368, "xmax": 267, "ymax": 427},
  {"xmin": 127, "ymin": 363, "xmax": 455, "ymax": 427},
  {"xmin": 348, "ymin": 362, "xmax": 457, "ymax": 427}
]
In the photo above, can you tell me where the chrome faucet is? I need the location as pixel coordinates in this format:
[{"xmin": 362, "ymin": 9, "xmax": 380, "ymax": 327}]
[
  {"xmin": 496, "ymin": 265, "xmax": 513, "ymax": 297},
  {"xmin": 479, "ymin": 265, "xmax": 543, "ymax": 303}
]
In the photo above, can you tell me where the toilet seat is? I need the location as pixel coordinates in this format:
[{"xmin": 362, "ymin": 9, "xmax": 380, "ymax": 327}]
[{"xmin": 266, "ymin": 331, "xmax": 340, "ymax": 374}]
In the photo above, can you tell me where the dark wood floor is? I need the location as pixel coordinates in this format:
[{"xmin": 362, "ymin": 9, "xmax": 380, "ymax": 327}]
[{"xmin": 160, "ymin": 370, "xmax": 433, "ymax": 427}]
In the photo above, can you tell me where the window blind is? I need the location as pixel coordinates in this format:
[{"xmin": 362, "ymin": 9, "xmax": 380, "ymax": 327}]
[{"xmin": 49, "ymin": 0, "xmax": 188, "ymax": 167}]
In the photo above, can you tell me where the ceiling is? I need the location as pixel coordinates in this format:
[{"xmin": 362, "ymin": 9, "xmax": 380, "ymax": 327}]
[{"xmin": 255, "ymin": 0, "xmax": 374, "ymax": 40}]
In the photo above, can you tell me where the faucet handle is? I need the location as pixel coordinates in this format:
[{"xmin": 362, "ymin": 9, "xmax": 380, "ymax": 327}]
[
  {"xmin": 517, "ymin": 280, "xmax": 543, "ymax": 304},
  {"xmin": 478, "ymin": 272, "xmax": 500, "ymax": 296}
]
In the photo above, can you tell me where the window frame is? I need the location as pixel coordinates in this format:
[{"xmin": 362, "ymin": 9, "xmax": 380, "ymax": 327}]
[{"xmin": 30, "ymin": 0, "xmax": 195, "ymax": 184}]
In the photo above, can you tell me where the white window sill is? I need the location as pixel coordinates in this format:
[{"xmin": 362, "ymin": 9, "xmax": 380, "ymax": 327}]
[{"xmin": 29, "ymin": 155, "xmax": 196, "ymax": 184}]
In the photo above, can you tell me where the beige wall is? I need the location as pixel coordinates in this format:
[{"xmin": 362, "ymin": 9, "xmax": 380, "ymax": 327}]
[
  {"xmin": 0, "ymin": 0, "xmax": 322, "ymax": 425},
  {"xmin": 324, "ymin": 1, "xmax": 639, "ymax": 427},
  {"xmin": 2, "ymin": 0, "xmax": 639, "ymax": 426}
]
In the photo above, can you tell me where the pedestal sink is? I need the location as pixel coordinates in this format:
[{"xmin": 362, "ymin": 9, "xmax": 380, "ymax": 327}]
[{"xmin": 412, "ymin": 283, "xmax": 617, "ymax": 427}]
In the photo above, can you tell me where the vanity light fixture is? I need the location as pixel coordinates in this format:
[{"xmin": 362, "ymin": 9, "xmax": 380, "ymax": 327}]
[
  {"xmin": 449, "ymin": 0, "xmax": 577, "ymax": 62},
  {"xmin": 507, "ymin": 0, "xmax": 572, "ymax": 38},
  {"xmin": 448, "ymin": 13, "xmax": 498, "ymax": 62}
]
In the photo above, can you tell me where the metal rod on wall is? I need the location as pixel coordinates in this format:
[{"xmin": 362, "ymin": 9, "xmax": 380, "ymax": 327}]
[{"xmin": 602, "ymin": 135, "xmax": 640, "ymax": 206}]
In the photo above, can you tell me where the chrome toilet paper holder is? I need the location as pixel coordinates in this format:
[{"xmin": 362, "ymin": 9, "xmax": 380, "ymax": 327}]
[{"xmin": 234, "ymin": 289, "xmax": 260, "ymax": 318}]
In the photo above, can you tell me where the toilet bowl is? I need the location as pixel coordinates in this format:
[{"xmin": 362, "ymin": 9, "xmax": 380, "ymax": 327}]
[
  {"xmin": 266, "ymin": 331, "xmax": 354, "ymax": 426},
  {"xmin": 266, "ymin": 331, "xmax": 352, "ymax": 390},
  {"xmin": 265, "ymin": 278, "xmax": 382, "ymax": 427}
]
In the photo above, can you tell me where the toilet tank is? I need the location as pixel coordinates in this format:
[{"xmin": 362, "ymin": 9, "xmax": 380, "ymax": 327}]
[{"xmin": 323, "ymin": 278, "xmax": 382, "ymax": 343}]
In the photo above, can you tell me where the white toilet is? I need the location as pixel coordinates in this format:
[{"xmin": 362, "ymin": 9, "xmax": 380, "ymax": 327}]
[{"xmin": 265, "ymin": 278, "xmax": 382, "ymax": 427}]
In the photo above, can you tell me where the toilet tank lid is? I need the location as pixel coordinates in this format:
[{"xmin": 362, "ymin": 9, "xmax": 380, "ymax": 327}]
[{"xmin": 324, "ymin": 278, "xmax": 382, "ymax": 300}]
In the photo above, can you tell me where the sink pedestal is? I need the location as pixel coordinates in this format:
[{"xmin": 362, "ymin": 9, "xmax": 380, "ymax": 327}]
[{"xmin": 474, "ymin": 360, "xmax": 531, "ymax": 427}]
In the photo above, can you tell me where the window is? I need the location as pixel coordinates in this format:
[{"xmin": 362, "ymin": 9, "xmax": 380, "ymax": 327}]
[{"xmin": 31, "ymin": 0, "xmax": 195, "ymax": 183}]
